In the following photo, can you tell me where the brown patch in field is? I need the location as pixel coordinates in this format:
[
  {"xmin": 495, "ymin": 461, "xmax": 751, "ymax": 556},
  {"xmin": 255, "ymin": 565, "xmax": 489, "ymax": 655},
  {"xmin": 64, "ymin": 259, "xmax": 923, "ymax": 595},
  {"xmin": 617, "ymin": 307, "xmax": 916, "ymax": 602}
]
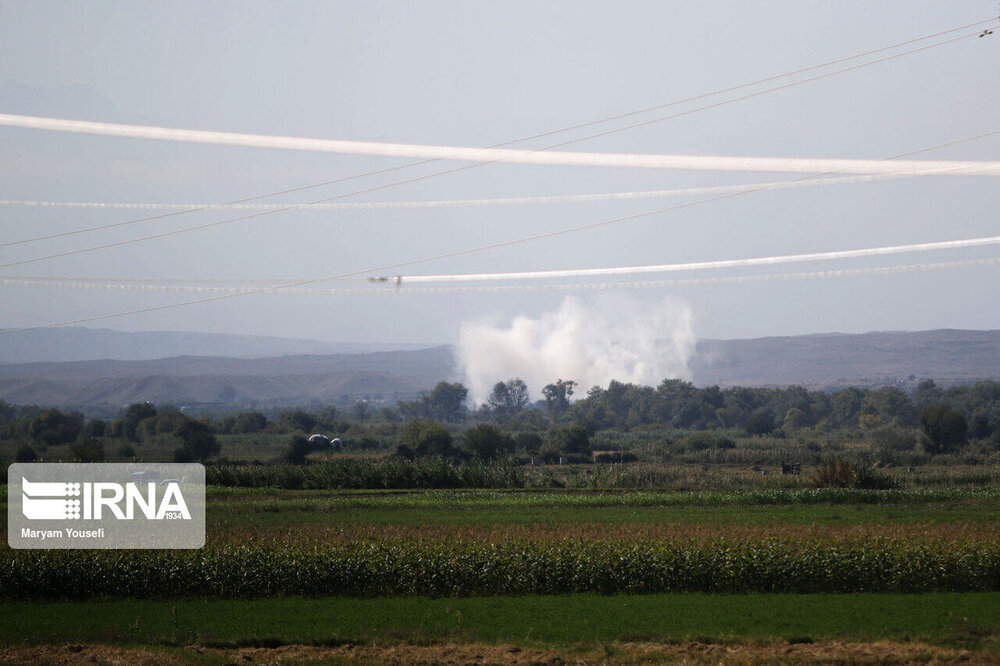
[{"xmin": 1, "ymin": 640, "xmax": 993, "ymax": 665}]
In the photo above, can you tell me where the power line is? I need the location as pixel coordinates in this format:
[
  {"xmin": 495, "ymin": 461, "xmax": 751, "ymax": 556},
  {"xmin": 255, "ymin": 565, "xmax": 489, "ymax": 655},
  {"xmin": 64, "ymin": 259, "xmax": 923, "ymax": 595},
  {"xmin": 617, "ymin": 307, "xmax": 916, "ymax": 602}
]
[
  {"xmin": 0, "ymin": 170, "xmax": 943, "ymax": 221},
  {"xmin": 2, "ymin": 24, "xmax": 992, "ymax": 257},
  {"xmin": 2, "ymin": 126, "xmax": 998, "ymax": 332},
  {"xmin": 1, "ymin": 126, "xmax": 996, "ymax": 272},
  {"xmin": 2, "ymin": 256, "xmax": 998, "ymax": 296}
]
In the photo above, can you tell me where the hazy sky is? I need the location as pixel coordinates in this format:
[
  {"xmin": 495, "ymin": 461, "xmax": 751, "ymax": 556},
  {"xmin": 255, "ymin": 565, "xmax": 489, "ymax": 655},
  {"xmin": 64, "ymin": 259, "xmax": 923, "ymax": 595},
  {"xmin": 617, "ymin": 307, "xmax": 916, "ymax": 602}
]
[{"xmin": 1, "ymin": 1, "xmax": 998, "ymax": 345}]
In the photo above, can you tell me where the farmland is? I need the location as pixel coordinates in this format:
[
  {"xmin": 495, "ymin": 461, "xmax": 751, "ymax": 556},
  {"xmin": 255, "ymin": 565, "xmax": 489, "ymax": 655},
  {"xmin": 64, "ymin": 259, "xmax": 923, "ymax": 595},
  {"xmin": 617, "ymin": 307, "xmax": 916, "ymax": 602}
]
[
  {"xmin": 4, "ymin": 481, "xmax": 1000, "ymax": 662},
  {"xmin": 2, "ymin": 381, "xmax": 1000, "ymax": 662}
]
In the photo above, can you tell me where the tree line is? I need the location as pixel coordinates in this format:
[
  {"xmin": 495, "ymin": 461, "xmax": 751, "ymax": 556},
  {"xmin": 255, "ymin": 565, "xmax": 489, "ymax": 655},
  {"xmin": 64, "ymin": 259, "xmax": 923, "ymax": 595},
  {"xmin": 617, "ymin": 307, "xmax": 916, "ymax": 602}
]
[{"xmin": 1, "ymin": 377, "xmax": 998, "ymax": 464}]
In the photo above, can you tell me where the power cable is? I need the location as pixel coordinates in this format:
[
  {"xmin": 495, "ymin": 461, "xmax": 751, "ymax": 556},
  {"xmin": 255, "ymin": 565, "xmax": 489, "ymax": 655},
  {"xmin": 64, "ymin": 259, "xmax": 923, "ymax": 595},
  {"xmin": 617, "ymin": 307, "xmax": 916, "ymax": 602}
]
[
  {"xmin": 4, "ymin": 256, "xmax": 998, "ymax": 295},
  {"xmin": 0, "ymin": 22, "xmax": 994, "ymax": 255},
  {"xmin": 1, "ymin": 122, "xmax": 997, "ymax": 335}
]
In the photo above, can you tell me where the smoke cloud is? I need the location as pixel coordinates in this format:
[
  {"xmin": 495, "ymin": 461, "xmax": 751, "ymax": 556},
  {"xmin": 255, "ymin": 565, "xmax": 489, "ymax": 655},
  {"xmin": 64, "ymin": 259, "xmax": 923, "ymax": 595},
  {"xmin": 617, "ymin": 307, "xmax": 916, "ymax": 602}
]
[{"xmin": 457, "ymin": 295, "xmax": 695, "ymax": 404}]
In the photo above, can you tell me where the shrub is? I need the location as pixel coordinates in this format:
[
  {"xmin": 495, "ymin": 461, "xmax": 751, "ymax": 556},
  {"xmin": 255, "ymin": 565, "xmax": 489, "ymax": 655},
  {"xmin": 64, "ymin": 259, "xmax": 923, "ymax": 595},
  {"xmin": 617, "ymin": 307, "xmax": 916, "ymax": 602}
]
[
  {"xmin": 399, "ymin": 420, "xmax": 456, "ymax": 458},
  {"xmin": 15, "ymin": 444, "xmax": 37, "ymax": 463},
  {"xmin": 810, "ymin": 457, "xmax": 855, "ymax": 488},
  {"xmin": 462, "ymin": 424, "xmax": 515, "ymax": 461},
  {"xmin": 284, "ymin": 436, "xmax": 312, "ymax": 465},
  {"xmin": 920, "ymin": 404, "xmax": 967, "ymax": 455}
]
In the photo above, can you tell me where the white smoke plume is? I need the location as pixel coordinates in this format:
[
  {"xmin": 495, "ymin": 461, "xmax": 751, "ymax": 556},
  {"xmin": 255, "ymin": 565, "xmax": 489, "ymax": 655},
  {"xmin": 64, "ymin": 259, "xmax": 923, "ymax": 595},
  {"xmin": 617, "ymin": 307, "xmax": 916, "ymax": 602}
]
[{"xmin": 457, "ymin": 296, "xmax": 695, "ymax": 404}]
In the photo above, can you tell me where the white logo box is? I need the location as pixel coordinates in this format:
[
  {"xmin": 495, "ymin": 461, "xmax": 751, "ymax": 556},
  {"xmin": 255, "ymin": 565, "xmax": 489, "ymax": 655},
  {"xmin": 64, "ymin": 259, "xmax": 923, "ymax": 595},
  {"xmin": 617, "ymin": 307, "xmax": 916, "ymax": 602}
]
[{"xmin": 8, "ymin": 463, "xmax": 205, "ymax": 549}]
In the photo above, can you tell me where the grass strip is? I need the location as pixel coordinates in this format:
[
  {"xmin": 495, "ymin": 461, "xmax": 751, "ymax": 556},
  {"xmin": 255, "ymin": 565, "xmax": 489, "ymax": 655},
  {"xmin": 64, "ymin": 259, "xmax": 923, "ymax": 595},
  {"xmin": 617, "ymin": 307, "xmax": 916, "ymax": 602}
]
[{"xmin": 2, "ymin": 593, "xmax": 999, "ymax": 650}]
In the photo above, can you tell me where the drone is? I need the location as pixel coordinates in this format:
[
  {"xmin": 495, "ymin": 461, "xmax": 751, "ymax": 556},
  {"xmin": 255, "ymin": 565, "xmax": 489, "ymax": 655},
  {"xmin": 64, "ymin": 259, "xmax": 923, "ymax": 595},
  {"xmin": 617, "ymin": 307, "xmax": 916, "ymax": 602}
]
[{"xmin": 980, "ymin": 29, "xmax": 994, "ymax": 37}]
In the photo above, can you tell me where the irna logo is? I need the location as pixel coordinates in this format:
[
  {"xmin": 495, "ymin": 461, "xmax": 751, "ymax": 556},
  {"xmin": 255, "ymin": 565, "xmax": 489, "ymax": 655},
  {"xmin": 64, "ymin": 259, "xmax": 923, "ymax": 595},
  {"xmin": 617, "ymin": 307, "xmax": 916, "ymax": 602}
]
[{"xmin": 21, "ymin": 477, "xmax": 191, "ymax": 521}]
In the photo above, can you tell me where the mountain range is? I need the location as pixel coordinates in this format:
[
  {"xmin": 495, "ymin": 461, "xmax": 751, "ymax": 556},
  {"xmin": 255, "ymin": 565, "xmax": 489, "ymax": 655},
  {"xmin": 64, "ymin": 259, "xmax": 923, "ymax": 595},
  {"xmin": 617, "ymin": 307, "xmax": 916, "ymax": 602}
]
[{"xmin": 0, "ymin": 327, "xmax": 997, "ymax": 413}]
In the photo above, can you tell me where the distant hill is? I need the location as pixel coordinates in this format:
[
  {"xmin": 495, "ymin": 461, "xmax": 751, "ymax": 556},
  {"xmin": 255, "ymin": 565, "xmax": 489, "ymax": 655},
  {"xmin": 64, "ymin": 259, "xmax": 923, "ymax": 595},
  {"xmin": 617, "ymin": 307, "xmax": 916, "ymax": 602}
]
[
  {"xmin": 0, "ymin": 347, "xmax": 456, "ymax": 413},
  {"xmin": 0, "ymin": 327, "xmax": 430, "ymax": 363},
  {"xmin": 0, "ymin": 328, "xmax": 998, "ymax": 413},
  {"xmin": 692, "ymin": 329, "xmax": 1000, "ymax": 388}
]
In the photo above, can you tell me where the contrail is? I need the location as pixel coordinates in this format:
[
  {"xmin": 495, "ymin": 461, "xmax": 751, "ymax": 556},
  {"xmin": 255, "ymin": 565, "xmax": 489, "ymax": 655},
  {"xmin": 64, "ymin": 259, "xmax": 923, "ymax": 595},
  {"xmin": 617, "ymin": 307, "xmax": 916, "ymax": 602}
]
[
  {"xmin": 2, "ymin": 112, "xmax": 999, "ymax": 176},
  {"xmin": 383, "ymin": 235, "xmax": 1000, "ymax": 284},
  {"xmin": 3, "ymin": 257, "xmax": 998, "ymax": 295}
]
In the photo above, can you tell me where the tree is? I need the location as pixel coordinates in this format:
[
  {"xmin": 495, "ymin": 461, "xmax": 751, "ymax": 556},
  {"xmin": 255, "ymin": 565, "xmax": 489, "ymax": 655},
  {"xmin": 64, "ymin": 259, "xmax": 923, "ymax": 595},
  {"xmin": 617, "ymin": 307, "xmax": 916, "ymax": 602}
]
[
  {"xmin": 15, "ymin": 445, "xmax": 38, "ymax": 463},
  {"xmin": 919, "ymin": 404, "xmax": 967, "ymax": 454},
  {"xmin": 549, "ymin": 424, "xmax": 591, "ymax": 454},
  {"xmin": 783, "ymin": 407, "xmax": 809, "ymax": 431},
  {"xmin": 120, "ymin": 403, "xmax": 157, "ymax": 443},
  {"xmin": 232, "ymin": 411, "xmax": 268, "ymax": 434},
  {"xmin": 173, "ymin": 420, "xmax": 220, "ymax": 462},
  {"xmin": 69, "ymin": 439, "xmax": 105, "ymax": 463},
  {"xmin": 28, "ymin": 409, "xmax": 83, "ymax": 446},
  {"xmin": 913, "ymin": 380, "xmax": 945, "ymax": 407},
  {"xmin": 399, "ymin": 419, "xmax": 455, "ymax": 458},
  {"xmin": 746, "ymin": 408, "xmax": 776, "ymax": 436},
  {"xmin": 428, "ymin": 382, "xmax": 469, "ymax": 422},
  {"xmin": 283, "ymin": 435, "xmax": 312, "ymax": 464},
  {"xmin": 831, "ymin": 388, "xmax": 864, "ymax": 429},
  {"xmin": 541, "ymin": 379, "xmax": 576, "ymax": 419},
  {"xmin": 353, "ymin": 400, "xmax": 370, "ymax": 424},
  {"xmin": 487, "ymin": 379, "xmax": 530, "ymax": 422},
  {"xmin": 279, "ymin": 410, "xmax": 317, "ymax": 433},
  {"xmin": 462, "ymin": 423, "xmax": 515, "ymax": 460}
]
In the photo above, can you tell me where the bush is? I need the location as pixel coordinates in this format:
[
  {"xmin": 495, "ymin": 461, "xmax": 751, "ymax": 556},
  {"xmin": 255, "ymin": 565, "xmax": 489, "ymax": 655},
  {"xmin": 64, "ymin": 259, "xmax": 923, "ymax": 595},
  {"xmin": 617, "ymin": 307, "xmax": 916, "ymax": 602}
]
[
  {"xmin": 175, "ymin": 420, "xmax": 220, "ymax": 462},
  {"xmin": 462, "ymin": 424, "xmax": 515, "ymax": 461},
  {"xmin": 868, "ymin": 426, "xmax": 916, "ymax": 451},
  {"xmin": 399, "ymin": 420, "xmax": 456, "ymax": 458},
  {"xmin": 920, "ymin": 404, "xmax": 967, "ymax": 455},
  {"xmin": 811, "ymin": 457, "xmax": 901, "ymax": 490},
  {"xmin": 549, "ymin": 424, "xmax": 591, "ymax": 454},
  {"xmin": 284, "ymin": 436, "xmax": 312, "ymax": 465},
  {"xmin": 746, "ymin": 409, "xmax": 776, "ymax": 436},
  {"xmin": 810, "ymin": 458, "xmax": 855, "ymax": 488},
  {"xmin": 15, "ymin": 444, "xmax": 37, "ymax": 463}
]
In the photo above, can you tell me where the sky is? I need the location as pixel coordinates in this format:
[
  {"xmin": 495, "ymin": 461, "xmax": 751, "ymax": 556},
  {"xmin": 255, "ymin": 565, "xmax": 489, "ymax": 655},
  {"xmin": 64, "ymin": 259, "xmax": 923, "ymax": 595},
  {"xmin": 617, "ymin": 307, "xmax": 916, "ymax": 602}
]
[{"xmin": 0, "ymin": 0, "xmax": 998, "ymax": 348}]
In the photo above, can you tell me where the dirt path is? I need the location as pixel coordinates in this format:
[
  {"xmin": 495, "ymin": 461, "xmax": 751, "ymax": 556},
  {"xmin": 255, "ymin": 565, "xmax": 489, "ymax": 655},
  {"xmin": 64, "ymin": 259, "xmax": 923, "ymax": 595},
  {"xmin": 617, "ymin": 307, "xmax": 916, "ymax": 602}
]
[{"xmin": 0, "ymin": 640, "xmax": 992, "ymax": 665}]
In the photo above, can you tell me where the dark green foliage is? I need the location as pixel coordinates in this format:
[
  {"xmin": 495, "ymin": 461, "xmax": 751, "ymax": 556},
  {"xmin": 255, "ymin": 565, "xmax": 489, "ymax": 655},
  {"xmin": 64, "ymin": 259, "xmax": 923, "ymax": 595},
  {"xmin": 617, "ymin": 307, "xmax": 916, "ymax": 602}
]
[
  {"xmin": 486, "ymin": 378, "xmax": 530, "ymax": 422},
  {"xmin": 174, "ymin": 420, "xmax": 219, "ymax": 462},
  {"xmin": 920, "ymin": 404, "xmax": 968, "ymax": 455},
  {"xmin": 4, "ymin": 537, "xmax": 999, "ymax": 600},
  {"xmin": 27, "ymin": 409, "xmax": 84, "ymax": 446},
  {"xmin": 868, "ymin": 426, "xmax": 917, "ymax": 452},
  {"xmin": 427, "ymin": 382, "xmax": 468, "ymax": 422},
  {"xmin": 119, "ymin": 402, "xmax": 158, "ymax": 442},
  {"xmin": 549, "ymin": 424, "xmax": 591, "ymax": 454},
  {"xmin": 15, "ymin": 444, "xmax": 37, "ymax": 463},
  {"xmin": 232, "ymin": 411, "xmax": 268, "ymax": 434},
  {"xmin": 284, "ymin": 436, "xmax": 312, "ymax": 465},
  {"xmin": 462, "ymin": 424, "xmax": 515, "ymax": 460},
  {"xmin": 278, "ymin": 410, "xmax": 318, "ymax": 433},
  {"xmin": 541, "ymin": 379, "xmax": 576, "ymax": 418},
  {"xmin": 69, "ymin": 439, "xmax": 104, "ymax": 462},
  {"xmin": 515, "ymin": 432, "xmax": 543, "ymax": 454},
  {"xmin": 399, "ymin": 419, "xmax": 455, "ymax": 458},
  {"xmin": 746, "ymin": 409, "xmax": 777, "ymax": 436}
]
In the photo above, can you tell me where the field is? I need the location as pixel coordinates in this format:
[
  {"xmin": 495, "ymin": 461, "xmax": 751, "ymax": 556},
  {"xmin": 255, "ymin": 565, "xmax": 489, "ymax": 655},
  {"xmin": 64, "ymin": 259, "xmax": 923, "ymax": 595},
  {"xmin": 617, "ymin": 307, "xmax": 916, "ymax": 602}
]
[{"xmin": 3, "ymin": 471, "xmax": 1000, "ymax": 663}]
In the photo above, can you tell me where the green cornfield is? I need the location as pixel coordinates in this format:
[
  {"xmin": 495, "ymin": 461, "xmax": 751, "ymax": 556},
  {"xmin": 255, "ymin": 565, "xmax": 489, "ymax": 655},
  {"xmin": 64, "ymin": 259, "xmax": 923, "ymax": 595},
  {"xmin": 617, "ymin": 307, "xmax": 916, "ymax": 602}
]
[{"xmin": 4, "ymin": 537, "xmax": 999, "ymax": 600}]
